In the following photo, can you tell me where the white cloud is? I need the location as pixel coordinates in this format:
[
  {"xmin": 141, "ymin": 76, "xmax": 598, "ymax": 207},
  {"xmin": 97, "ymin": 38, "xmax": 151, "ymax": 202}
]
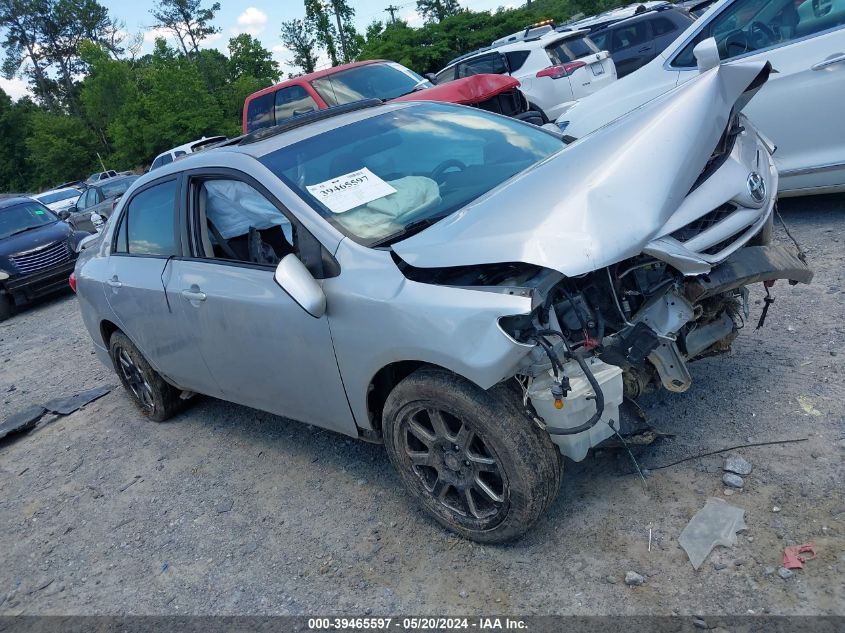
[
  {"xmin": 400, "ymin": 9, "xmax": 425, "ymax": 27},
  {"xmin": 143, "ymin": 26, "xmax": 172, "ymax": 44},
  {"xmin": 0, "ymin": 76, "xmax": 31, "ymax": 100},
  {"xmin": 235, "ymin": 7, "xmax": 268, "ymax": 36}
]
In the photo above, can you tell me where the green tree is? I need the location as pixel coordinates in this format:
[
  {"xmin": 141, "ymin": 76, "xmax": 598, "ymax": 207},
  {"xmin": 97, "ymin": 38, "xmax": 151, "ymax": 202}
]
[
  {"xmin": 0, "ymin": 0, "xmax": 57, "ymax": 110},
  {"xmin": 416, "ymin": 0, "xmax": 462, "ymax": 24},
  {"xmin": 0, "ymin": 89, "xmax": 35, "ymax": 190},
  {"xmin": 228, "ymin": 33, "xmax": 280, "ymax": 83},
  {"xmin": 26, "ymin": 110, "xmax": 100, "ymax": 188},
  {"xmin": 150, "ymin": 0, "xmax": 220, "ymax": 56},
  {"xmin": 304, "ymin": 0, "xmax": 361, "ymax": 66},
  {"xmin": 280, "ymin": 18, "xmax": 319, "ymax": 75}
]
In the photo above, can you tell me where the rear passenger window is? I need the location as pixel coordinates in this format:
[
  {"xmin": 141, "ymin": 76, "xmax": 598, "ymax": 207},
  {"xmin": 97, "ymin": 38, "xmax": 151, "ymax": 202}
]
[
  {"xmin": 123, "ymin": 180, "xmax": 178, "ymax": 257},
  {"xmin": 505, "ymin": 50, "xmax": 531, "ymax": 72},
  {"xmin": 246, "ymin": 92, "xmax": 274, "ymax": 132},
  {"xmin": 434, "ymin": 66, "xmax": 456, "ymax": 84},
  {"xmin": 612, "ymin": 22, "xmax": 650, "ymax": 50},
  {"xmin": 274, "ymin": 85, "xmax": 318, "ymax": 122},
  {"xmin": 457, "ymin": 53, "xmax": 509, "ymax": 77},
  {"xmin": 650, "ymin": 17, "xmax": 677, "ymax": 36},
  {"xmin": 546, "ymin": 35, "xmax": 601, "ymax": 63}
]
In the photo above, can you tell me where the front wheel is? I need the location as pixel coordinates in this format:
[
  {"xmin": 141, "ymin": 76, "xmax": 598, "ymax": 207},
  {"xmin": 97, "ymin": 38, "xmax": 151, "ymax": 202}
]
[{"xmin": 383, "ymin": 369, "xmax": 562, "ymax": 543}]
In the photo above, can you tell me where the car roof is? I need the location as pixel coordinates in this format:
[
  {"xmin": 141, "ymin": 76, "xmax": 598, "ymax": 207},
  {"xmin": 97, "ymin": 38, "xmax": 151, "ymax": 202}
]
[
  {"xmin": 0, "ymin": 196, "xmax": 38, "ymax": 209},
  {"xmin": 35, "ymin": 187, "xmax": 80, "ymax": 198},
  {"xmin": 158, "ymin": 135, "xmax": 229, "ymax": 158},
  {"xmin": 589, "ymin": 4, "xmax": 688, "ymax": 31},
  {"xmin": 442, "ymin": 28, "xmax": 590, "ymax": 68},
  {"xmin": 245, "ymin": 60, "xmax": 387, "ymax": 103},
  {"xmin": 90, "ymin": 174, "xmax": 137, "ymax": 187}
]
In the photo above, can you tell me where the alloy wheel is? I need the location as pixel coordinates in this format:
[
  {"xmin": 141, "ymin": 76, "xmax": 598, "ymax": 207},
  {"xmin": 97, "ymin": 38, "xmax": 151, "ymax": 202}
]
[
  {"xmin": 116, "ymin": 347, "xmax": 155, "ymax": 413},
  {"xmin": 401, "ymin": 406, "xmax": 507, "ymax": 523}
]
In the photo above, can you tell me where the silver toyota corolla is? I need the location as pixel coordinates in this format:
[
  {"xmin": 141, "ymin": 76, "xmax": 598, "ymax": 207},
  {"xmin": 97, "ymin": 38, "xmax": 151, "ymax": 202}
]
[{"xmin": 74, "ymin": 55, "xmax": 811, "ymax": 542}]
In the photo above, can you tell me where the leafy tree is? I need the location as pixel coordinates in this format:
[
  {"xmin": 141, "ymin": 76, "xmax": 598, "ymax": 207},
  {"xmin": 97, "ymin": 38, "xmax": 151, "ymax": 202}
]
[
  {"xmin": 228, "ymin": 33, "xmax": 279, "ymax": 84},
  {"xmin": 150, "ymin": 0, "xmax": 220, "ymax": 56},
  {"xmin": 304, "ymin": 0, "xmax": 361, "ymax": 66},
  {"xmin": 280, "ymin": 19, "xmax": 319, "ymax": 75},
  {"xmin": 0, "ymin": 0, "xmax": 57, "ymax": 110},
  {"xmin": 0, "ymin": 89, "xmax": 35, "ymax": 190},
  {"xmin": 416, "ymin": 0, "xmax": 462, "ymax": 24},
  {"xmin": 26, "ymin": 110, "xmax": 100, "ymax": 188}
]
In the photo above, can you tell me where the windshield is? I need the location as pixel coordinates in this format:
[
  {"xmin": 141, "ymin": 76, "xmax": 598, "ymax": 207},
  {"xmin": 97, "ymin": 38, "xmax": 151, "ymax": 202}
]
[
  {"xmin": 259, "ymin": 102, "xmax": 563, "ymax": 246},
  {"xmin": 311, "ymin": 62, "xmax": 432, "ymax": 106},
  {"xmin": 0, "ymin": 201, "xmax": 58, "ymax": 239},
  {"xmin": 100, "ymin": 177, "xmax": 137, "ymax": 198},
  {"xmin": 36, "ymin": 189, "xmax": 79, "ymax": 205}
]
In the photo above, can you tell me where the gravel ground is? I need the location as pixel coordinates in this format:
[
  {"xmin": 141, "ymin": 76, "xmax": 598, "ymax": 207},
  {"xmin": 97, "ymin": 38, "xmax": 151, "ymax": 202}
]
[{"xmin": 0, "ymin": 195, "xmax": 843, "ymax": 616}]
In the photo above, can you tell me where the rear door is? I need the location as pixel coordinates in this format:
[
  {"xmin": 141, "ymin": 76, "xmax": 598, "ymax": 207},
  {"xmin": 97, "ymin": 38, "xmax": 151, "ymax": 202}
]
[
  {"xmin": 104, "ymin": 176, "xmax": 219, "ymax": 393},
  {"xmin": 455, "ymin": 52, "xmax": 510, "ymax": 78},
  {"xmin": 610, "ymin": 20, "xmax": 655, "ymax": 77},
  {"xmin": 668, "ymin": 0, "xmax": 845, "ymax": 192}
]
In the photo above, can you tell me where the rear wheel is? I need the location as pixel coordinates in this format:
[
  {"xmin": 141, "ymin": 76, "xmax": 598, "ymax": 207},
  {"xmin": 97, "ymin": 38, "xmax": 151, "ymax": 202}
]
[
  {"xmin": 383, "ymin": 368, "xmax": 562, "ymax": 543},
  {"xmin": 109, "ymin": 331, "xmax": 183, "ymax": 422}
]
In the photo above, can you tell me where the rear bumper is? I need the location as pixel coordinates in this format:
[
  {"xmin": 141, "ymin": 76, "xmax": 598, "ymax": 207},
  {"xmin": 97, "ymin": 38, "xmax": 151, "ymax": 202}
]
[{"xmin": 2, "ymin": 259, "xmax": 76, "ymax": 304}]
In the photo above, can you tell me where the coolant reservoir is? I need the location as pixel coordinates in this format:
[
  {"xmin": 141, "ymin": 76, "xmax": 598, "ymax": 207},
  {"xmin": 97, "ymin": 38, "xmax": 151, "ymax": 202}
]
[{"xmin": 528, "ymin": 357, "xmax": 623, "ymax": 461}]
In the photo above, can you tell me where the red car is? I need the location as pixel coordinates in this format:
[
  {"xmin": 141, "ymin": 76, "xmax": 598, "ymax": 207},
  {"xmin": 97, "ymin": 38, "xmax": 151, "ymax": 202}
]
[{"xmin": 242, "ymin": 59, "xmax": 543, "ymax": 134}]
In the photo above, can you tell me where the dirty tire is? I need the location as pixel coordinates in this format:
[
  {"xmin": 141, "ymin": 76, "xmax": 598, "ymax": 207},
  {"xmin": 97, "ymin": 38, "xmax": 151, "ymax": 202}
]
[
  {"xmin": 383, "ymin": 368, "xmax": 562, "ymax": 543},
  {"xmin": 109, "ymin": 331, "xmax": 183, "ymax": 422},
  {"xmin": 0, "ymin": 294, "xmax": 11, "ymax": 322}
]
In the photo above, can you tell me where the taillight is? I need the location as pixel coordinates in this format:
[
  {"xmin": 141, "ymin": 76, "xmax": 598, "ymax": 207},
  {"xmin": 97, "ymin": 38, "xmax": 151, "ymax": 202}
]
[
  {"xmin": 536, "ymin": 61, "xmax": 587, "ymax": 79},
  {"xmin": 69, "ymin": 272, "xmax": 77, "ymax": 293}
]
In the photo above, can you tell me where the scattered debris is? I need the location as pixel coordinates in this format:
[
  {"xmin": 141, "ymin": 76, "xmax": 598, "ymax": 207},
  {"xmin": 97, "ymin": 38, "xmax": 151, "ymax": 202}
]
[
  {"xmin": 777, "ymin": 567, "xmax": 794, "ymax": 580},
  {"xmin": 678, "ymin": 498, "xmax": 747, "ymax": 570},
  {"xmin": 797, "ymin": 395, "xmax": 821, "ymax": 416},
  {"xmin": 637, "ymin": 438, "xmax": 808, "ymax": 472},
  {"xmin": 604, "ymin": 575, "xmax": 617, "ymax": 584},
  {"xmin": 0, "ymin": 405, "xmax": 46, "ymax": 441},
  {"xmin": 783, "ymin": 543, "xmax": 816, "ymax": 570},
  {"xmin": 44, "ymin": 385, "xmax": 113, "ymax": 415},
  {"xmin": 119, "ymin": 475, "xmax": 141, "ymax": 492},
  {"xmin": 772, "ymin": 506, "xmax": 781, "ymax": 513},
  {"xmin": 216, "ymin": 498, "xmax": 234, "ymax": 513},
  {"xmin": 624, "ymin": 571, "xmax": 644, "ymax": 586},
  {"xmin": 724, "ymin": 455, "xmax": 752, "ymax": 476},
  {"xmin": 763, "ymin": 566, "xmax": 776, "ymax": 576},
  {"xmin": 722, "ymin": 473, "xmax": 744, "ymax": 489},
  {"xmin": 692, "ymin": 618, "xmax": 709, "ymax": 630}
]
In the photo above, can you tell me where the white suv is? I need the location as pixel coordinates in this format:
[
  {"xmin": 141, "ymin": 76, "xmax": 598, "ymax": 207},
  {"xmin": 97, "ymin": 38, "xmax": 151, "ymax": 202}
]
[{"xmin": 433, "ymin": 27, "xmax": 617, "ymax": 121}]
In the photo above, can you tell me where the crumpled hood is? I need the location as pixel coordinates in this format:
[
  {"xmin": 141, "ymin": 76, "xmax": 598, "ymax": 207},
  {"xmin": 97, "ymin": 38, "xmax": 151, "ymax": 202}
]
[{"xmin": 393, "ymin": 60, "xmax": 770, "ymax": 277}]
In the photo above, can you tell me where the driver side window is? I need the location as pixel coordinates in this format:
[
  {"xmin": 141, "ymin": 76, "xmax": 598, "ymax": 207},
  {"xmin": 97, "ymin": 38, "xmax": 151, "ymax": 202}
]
[
  {"xmin": 192, "ymin": 178, "xmax": 296, "ymax": 267},
  {"xmin": 673, "ymin": 0, "xmax": 841, "ymax": 67}
]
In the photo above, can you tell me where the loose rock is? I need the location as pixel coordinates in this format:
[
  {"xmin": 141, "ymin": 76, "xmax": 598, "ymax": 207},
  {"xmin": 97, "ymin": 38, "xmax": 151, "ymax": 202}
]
[
  {"xmin": 722, "ymin": 473, "xmax": 744, "ymax": 489},
  {"xmin": 624, "ymin": 571, "xmax": 644, "ymax": 586},
  {"xmin": 724, "ymin": 455, "xmax": 752, "ymax": 476},
  {"xmin": 777, "ymin": 567, "xmax": 794, "ymax": 580}
]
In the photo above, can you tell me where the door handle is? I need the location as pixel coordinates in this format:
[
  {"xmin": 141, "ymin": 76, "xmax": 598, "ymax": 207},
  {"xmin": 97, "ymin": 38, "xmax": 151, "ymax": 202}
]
[
  {"xmin": 811, "ymin": 53, "xmax": 845, "ymax": 70},
  {"xmin": 181, "ymin": 289, "xmax": 207, "ymax": 302},
  {"xmin": 107, "ymin": 276, "xmax": 122, "ymax": 288}
]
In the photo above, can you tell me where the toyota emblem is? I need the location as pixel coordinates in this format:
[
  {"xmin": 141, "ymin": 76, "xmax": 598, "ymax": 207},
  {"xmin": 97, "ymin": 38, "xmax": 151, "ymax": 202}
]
[{"xmin": 747, "ymin": 172, "xmax": 766, "ymax": 203}]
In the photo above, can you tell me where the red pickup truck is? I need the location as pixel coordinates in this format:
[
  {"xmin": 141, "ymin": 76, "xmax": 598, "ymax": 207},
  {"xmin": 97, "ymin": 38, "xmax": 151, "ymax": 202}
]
[{"xmin": 242, "ymin": 59, "xmax": 543, "ymax": 134}]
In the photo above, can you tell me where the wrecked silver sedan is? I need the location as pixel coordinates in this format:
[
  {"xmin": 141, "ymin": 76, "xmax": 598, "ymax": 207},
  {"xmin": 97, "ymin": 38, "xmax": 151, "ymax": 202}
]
[{"xmin": 74, "ymin": 57, "xmax": 811, "ymax": 542}]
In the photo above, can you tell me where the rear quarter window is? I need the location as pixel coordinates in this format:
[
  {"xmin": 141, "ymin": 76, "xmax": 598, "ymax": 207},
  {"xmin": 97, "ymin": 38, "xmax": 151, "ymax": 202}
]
[
  {"xmin": 246, "ymin": 92, "xmax": 275, "ymax": 132},
  {"xmin": 505, "ymin": 50, "xmax": 531, "ymax": 72}
]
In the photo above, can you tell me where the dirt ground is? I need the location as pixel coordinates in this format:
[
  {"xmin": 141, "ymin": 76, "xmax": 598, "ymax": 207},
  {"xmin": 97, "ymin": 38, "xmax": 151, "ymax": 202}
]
[{"xmin": 0, "ymin": 195, "xmax": 843, "ymax": 616}]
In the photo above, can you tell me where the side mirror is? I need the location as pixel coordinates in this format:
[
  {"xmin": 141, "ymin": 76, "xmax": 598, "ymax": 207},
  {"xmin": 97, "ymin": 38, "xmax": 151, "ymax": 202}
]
[
  {"xmin": 425, "ymin": 73, "xmax": 437, "ymax": 84},
  {"xmin": 273, "ymin": 254, "xmax": 326, "ymax": 318},
  {"xmin": 58, "ymin": 209, "xmax": 71, "ymax": 220},
  {"xmin": 694, "ymin": 37, "xmax": 721, "ymax": 73}
]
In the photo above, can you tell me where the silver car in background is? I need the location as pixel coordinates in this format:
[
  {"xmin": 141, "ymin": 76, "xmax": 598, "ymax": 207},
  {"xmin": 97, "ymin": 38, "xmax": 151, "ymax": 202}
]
[{"xmin": 73, "ymin": 55, "xmax": 811, "ymax": 542}]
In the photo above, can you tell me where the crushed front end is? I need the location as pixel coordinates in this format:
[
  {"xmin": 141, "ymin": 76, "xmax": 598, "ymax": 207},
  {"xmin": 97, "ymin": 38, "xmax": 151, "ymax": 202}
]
[{"xmin": 499, "ymin": 114, "xmax": 812, "ymax": 461}]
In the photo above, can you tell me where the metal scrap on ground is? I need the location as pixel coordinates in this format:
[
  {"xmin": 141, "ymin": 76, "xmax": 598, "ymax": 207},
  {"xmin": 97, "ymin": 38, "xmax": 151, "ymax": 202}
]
[
  {"xmin": 678, "ymin": 497, "xmax": 747, "ymax": 570},
  {"xmin": 0, "ymin": 406, "xmax": 47, "ymax": 441}
]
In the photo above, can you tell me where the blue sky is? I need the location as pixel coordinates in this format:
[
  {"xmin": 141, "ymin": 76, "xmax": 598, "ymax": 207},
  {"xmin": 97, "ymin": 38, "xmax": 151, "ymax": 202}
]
[{"xmin": 0, "ymin": 0, "xmax": 516, "ymax": 98}]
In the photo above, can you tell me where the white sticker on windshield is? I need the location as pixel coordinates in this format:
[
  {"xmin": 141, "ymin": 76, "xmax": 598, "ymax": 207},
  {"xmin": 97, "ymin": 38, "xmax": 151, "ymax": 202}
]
[{"xmin": 306, "ymin": 168, "xmax": 397, "ymax": 214}]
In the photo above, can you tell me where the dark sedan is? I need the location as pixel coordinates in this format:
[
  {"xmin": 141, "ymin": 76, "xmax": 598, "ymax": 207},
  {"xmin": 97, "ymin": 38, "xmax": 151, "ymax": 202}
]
[
  {"xmin": 0, "ymin": 198, "xmax": 89, "ymax": 320},
  {"xmin": 62, "ymin": 175, "xmax": 138, "ymax": 232}
]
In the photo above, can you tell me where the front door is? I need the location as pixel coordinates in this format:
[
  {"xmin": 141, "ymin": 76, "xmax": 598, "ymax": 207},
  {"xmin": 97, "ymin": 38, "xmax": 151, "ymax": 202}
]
[{"xmin": 171, "ymin": 173, "xmax": 356, "ymax": 435}]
